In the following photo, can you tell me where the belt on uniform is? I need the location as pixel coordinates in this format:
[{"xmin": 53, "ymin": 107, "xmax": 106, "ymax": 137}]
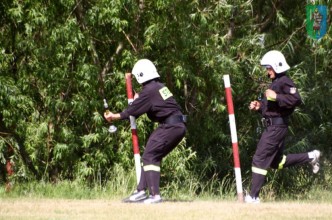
[
  {"xmin": 261, "ymin": 117, "xmax": 288, "ymax": 127},
  {"xmin": 162, "ymin": 115, "xmax": 187, "ymax": 125}
]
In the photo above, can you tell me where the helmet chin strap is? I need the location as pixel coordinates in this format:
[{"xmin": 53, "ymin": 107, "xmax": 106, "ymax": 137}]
[{"xmin": 276, "ymin": 72, "xmax": 286, "ymax": 78}]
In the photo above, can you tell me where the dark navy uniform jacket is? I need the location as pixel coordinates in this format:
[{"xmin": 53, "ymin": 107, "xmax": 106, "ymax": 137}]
[
  {"xmin": 259, "ymin": 74, "xmax": 302, "ymax": 118},
  {"xmin": 120, "ymin": 80, "xmax": 182, "ymax": 123}
]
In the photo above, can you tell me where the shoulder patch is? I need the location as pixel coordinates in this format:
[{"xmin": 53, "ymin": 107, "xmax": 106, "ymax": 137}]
[
  {"xmin": 290, "ymin": 87, "xmax": 297, "ymax": 94},
  {"xmin": 159, "ymin": 87, "xmax": 173, "ymax": 100}
]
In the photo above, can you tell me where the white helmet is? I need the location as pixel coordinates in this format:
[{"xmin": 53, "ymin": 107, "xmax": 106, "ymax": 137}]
[
  {"xmin": 260, "ymin": 50, "xmax": 290, "ymax": 74},
  {"xmin": 132, "ymin": 59, "xmax": 160, "ymax": 84}
]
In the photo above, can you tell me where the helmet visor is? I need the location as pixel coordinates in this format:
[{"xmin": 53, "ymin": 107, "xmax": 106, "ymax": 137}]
[{"xmin": 262, "ymin": 65, "xmax": 272, "ymax": 69}]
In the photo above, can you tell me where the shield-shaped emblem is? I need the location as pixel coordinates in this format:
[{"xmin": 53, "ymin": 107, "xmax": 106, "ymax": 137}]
[
  {"xmin": 306, "ymin": 4, "xmax": 328, "ymax": 39},
  {"xmin": 290, "ymin": 87, "xmax": 297, "ymax": 94}
]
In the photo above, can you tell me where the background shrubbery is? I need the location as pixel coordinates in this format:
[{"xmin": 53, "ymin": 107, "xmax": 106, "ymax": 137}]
[{"xmin": 1, "ymin": 0, "xmax": 332, "ymax": 199}]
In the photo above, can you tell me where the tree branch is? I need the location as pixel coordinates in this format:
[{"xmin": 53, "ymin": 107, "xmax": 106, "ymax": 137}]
[
  {"xmin": 100, "ymin": 42, "xmax": 124, "ymax": 94},
  {"xmin": 258, "ymin": 0, "xmax": 283, "ymax": 33}
]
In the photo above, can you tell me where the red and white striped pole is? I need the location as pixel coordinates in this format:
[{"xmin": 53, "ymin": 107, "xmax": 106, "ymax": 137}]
[
  {"xmin": 125, "ymin": 73, "xmax": 141, "ymax": 184},
  {"xmin": 5, "ymin": 159, "xmax": 14, "ymax": 191},
  {"xmin": 223, "ymin": 74, "xmax": 244, "ymax": 202},
  {"xmin": 5, "ymin": 146, "xmax": 14, "ymax": 192}
]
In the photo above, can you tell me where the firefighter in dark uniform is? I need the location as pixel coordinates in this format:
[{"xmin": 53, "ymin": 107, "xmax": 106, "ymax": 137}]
[
  {"xmin": 245, "ymin": 50, "xmax": 321, "ymax": 203},
  {"xmin": 104, "ymin": 59, "xmax": 186, "ymax": 204}
]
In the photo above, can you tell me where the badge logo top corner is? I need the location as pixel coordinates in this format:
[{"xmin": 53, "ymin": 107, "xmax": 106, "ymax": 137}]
[{"xmin": 306, "ymin": 2, "xmax": 328, "ymax": 40}]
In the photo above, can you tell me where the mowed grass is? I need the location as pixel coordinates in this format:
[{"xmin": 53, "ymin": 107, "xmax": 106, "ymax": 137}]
[{"xmin": 1, "ymin": 198, "xmax": 332, "ymax": 220}]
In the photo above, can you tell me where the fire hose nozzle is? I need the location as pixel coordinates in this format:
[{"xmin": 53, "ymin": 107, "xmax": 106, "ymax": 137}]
[{"xmin": 103, "ymin": 99, "xmax": 117, "ymax": 133}]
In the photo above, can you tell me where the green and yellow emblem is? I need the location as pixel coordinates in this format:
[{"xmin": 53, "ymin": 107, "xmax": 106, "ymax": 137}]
[
  {"xmin": 306, "ymin": 2, "xmax": 328, "ymax": 40},
  {"xmin": 159, "ymin": 87, "xmax": 173, "ymax": 100}
]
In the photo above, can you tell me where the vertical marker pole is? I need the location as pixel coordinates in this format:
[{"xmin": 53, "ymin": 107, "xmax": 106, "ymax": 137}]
[
  {"xmin": 5, "ymin": 160, "xmax": 13, "ymax": 191},
  {"xmin": 125, "ymin": 73, "xmax": 141, "ymax": 184},
  {"xmin": 223, "ymin": 74, "xmax": 244, "ymax": 202},
  {"xmin": 5, "ymin": 146, "xmax": 14, "ymax": 191}
]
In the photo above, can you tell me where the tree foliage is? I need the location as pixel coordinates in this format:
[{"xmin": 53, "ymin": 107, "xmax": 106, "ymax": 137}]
[{"xmin": 1, "ymin": 0, "xmax": 332, "ymax": 196}]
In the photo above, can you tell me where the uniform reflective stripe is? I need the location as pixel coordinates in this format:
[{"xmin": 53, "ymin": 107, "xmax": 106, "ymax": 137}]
[
  {"xmin": 143, "ymin": 165, "xmax": 160, "ymax": 172},
  {"xmin": 267, "ymin": 97, "xmax": 276, "ymax": 101},
  {"xmin": 252, "ymin": 167, "xmax": 267, "ymax": 175},
  {"xmin": 278, "ymin": 155, "xmax": 287, "ymax": 170}
]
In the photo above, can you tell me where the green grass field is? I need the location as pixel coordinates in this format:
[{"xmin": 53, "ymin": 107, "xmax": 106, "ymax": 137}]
[
  {"xmin": 1, "ymin": 174, "xmax": 332, "ymax": 220},
  {"xmin": 1, "ymin": 198, "xmax": 332, "ymax": 220}
]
